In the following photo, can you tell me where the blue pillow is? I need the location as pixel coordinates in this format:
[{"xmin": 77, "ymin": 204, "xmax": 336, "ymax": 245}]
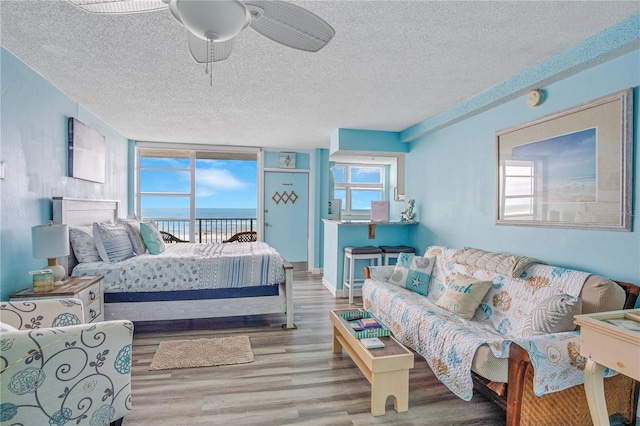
[
  {"xmin": 92, "ymin": 222, "xmax": 135, "ymax": 263},
  {"xmin": 387, "ymin": 253, "xmax": 434, "ymax": 296},
  {"xmin": 140, "ymin": 222, "xmax": 165, "ymax": 255}
]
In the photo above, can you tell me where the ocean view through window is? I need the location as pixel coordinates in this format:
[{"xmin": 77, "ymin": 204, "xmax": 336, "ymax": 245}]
[{"xmin": 137, "ymin": 147, "xmax": 257, "ymax": 242}]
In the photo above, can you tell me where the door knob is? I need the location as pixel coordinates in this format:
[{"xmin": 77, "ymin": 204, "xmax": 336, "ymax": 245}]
[{"xmin": 264, "ymin": 222, "xmax": 271, "ymax": 227}]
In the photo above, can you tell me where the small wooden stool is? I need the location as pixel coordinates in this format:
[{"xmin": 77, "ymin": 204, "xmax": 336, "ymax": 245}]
[
  {"xmin": 379, "ymin": 246, "xmax": 416, "ymax": 266},
  {"xmin": 343, "ymin": 246, "xmax": 382, "ymax": 304}
]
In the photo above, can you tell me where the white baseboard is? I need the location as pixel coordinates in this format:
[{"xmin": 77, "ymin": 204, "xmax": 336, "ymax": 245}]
[{"xmin": 310, "ymin": 267, "xmax": 323, "ymax": 274}]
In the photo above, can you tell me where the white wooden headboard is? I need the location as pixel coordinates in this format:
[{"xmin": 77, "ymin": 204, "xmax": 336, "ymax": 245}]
[{"xmin": 52, "ymin": 197, "xmax": 120, "ymax": 273}]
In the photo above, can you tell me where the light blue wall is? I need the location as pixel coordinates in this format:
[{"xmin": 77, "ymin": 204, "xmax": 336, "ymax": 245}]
[
  {"xmin": 313, "ymin": 148, "xmax": 330, "ymax": 270},
  {"xmin": 0, "ymin": 48, "xmax": 129, "ymax": 300},
  {"xmin": 330, "ymin": 128, "xmax": 407, "ymax": 154},
  {"xmin": 406, "ymin": 50, "xmax": 640, "ymax": 289}
]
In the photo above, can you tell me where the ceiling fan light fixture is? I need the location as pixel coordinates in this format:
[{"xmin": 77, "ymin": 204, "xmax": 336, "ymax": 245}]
[{"xmin": 172, "ymin": 0, "xmax": 250, "ymax": 41}]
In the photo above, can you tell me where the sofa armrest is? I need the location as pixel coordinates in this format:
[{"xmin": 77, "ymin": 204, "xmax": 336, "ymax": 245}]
[
  {"xmin": 506, "ymin": 343, "xmax": 531, "ymax": 426},
  {"xmin": 0, "ymin": 320, "xmax": 133, "ymax": 425},
  {"xmin": 614, "ymin": 280, "xmax": 640, "ymax": 310},
  {"xmin": 363, "ymin": 265, "xmax": 395, "ymax": 281},
  {"xmin": 0, "ymin": 298, "xmax": 85, "ymax": 329}
]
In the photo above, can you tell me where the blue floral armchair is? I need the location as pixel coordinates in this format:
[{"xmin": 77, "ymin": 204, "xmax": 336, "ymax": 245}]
[{"xmin": 0, "ymin": 299, "xmax": 133, "ymax": 426}]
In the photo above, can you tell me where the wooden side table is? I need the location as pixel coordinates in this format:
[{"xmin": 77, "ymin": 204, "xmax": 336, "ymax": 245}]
[
  {"xmin": 574, "ymin": 308, "xmax": 640, "ymax": 426},
  {"xmin": 330, "ymin": 309, "xmax": 414, "ymax": 416},
  {"xmin": 10, "ymin": 275, "xmax": 105, "ymax": 323}
]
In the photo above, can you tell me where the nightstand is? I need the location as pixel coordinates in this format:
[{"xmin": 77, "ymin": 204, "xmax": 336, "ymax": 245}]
[{"xmin": 10, "ymin": 275, "xmax": 104, "ymax": 323}]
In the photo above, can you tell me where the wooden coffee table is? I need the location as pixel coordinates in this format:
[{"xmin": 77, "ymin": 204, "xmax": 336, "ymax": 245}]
[{"xmin": 330, "ymin": 309, "xmax": 414, "ymax": 416}]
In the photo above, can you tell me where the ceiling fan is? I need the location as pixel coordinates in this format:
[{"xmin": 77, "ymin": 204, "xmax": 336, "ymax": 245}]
[{"xmin": 66, "ymin": 0, "xmax": 335, "ymax": 83}]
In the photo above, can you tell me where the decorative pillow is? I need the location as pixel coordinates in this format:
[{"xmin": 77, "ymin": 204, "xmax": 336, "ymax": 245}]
[
  {"xmin": 118, "ymin": 218, "xmax": 146, "ymax": 255},
  {"xmin": 436, "ymin": 273, "xmax": 492, "ymax": 319},
  {"xmin": 523, "ymin": 294, "xmax": 582, "ymax": 336},
  {"xmin": 140, "ymin": 222, "xmax": 165, "ymax": 255},
  {"xmin": 69, "ymin": 226, "xmax": 102, "ymax": 263},
  {"xmin": 92, "ymin": 222, "xmax": 135, "ymax": 263},
  {"xmin": 387, "ymin": 253, "xmax": 434, "ymax": 296},
  {"xmin": 0, "ymin": 321, "xmax": 18, "ymax": 332}
]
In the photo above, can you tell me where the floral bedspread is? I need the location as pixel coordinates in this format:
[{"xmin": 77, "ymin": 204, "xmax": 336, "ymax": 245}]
[
  {"xmin": 363, "ymin": 246, "xmax": 616, "ymax": 400},
  {"xmin": 72, "ymin": 242, "xmax": 286, "ymax": 293}
]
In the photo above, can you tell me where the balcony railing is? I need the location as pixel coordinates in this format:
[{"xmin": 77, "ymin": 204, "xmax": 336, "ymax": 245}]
[{"xmin": 148, "ymin": 217, "xmax": 256, "ymax": 244}]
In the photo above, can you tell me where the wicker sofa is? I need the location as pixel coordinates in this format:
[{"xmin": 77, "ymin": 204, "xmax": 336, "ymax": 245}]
[{"xmin": 363, "ymin": 246, "xmax": 639, "ymax": 425}]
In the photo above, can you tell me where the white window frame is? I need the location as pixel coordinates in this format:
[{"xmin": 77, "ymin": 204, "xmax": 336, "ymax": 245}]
[{"xmin": 333, "ymin": 163, "xmax": 385, "ymax": 218}]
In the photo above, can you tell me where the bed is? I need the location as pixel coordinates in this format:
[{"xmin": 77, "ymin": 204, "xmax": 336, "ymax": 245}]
[{"xmin": 52, "ymin": 197, "xmax": 295, "ymax": 328}]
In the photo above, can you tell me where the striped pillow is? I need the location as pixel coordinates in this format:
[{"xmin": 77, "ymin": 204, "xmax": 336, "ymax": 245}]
[
  {"xmin": 523, "ymin": 294, "xmax": 582, "ymax": 336},
  {"xmin": 92, "ymin": 222, "xmax": 135, "ymax": 263},
  {"xmin": 118, "ymin": 218, "xmax": 147, "ymax": 255}
]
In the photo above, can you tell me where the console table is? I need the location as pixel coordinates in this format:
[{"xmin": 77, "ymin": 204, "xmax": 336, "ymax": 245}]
[{"xmin": 574, "ymin": 308, "xmax": 640, "ymax": 426}]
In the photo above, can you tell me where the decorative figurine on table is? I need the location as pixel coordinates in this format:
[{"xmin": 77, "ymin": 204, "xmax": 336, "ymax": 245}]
[{"xmin": 401, "ymin": 199, "xmax": 415, "ymax": 222}]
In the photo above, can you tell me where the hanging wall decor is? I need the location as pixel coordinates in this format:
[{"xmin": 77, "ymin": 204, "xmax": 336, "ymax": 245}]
[
  {"xmin": 496, "ymin": 88, "xmax": 632, "ymax": 231},
  {"xmin": 272, "ymin": 191, "xmax": 298, "ymax": 205}
]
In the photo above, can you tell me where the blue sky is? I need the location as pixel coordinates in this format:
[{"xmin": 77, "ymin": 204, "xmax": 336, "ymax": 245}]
[
  {"xmin": 140, "ymin": 158, "xmax": 257, "ymax": 209},
  {"xmin": 512, "ymin": 127, "xmax": 596, "ymax": 183}
]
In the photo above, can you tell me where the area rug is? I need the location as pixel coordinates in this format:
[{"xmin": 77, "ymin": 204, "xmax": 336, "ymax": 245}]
[{"xmin": 149, "ymin": 335, "xmax": 254, "ymax": 371}]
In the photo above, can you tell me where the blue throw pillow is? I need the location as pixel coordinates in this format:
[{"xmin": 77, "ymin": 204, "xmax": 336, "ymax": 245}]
[
  {"xmin": 140, "ymin": 222, "xmax": 165, "ymax": 255},
  {"xmin": 92, "ymin": 222, "xmax": 135, "ymax": 263},
  {"xmin": 387, "ymin": 253, "xmax": 434, "ymax": 296}
]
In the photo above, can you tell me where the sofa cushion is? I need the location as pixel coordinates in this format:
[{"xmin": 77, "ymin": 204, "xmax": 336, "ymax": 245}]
[
  {"xmin": 471, "ymin": 344, "xmax": 508, "ymax": 383},
  {"xmin": 387, "ymin": 253, "xmax": 434, "ymax": 296},
  {"xmin": 579, "ymin": 275, "xmax": 625, "ymax": 314},
  {"xmin": 0, "ymin": 321, "xmax": 18, "ymax": 332},
  {"xmin": 522, "ymin": 294, "xmax": 582, "ymax": 336},
  {"xmin": 436, "ymin": 273, "xmax": 492, "ymax": 319}
]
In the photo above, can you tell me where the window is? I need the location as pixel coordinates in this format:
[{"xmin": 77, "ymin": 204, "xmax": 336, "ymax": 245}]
[
  {"xmin": 137, "ymin": 147, "xmax": 257, "ymax": 243},
  {"xmin": 331, "ymin": 164, "xmax": 384, "ymax": 217},
  {"xmin": 501, "ymin": 160, "xmax": 536, "ymax": 219}
]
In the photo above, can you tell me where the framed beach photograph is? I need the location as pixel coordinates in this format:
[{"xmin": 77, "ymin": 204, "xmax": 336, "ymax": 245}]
[{"xmin": 496, "ymin": 88, "xmax": 633, "ymax": 231}]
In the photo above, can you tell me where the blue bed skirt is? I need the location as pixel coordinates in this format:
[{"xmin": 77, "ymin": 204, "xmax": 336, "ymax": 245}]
[{"xmin": 104, "ymin": 285, "xmax": 280, "ymax": 303}]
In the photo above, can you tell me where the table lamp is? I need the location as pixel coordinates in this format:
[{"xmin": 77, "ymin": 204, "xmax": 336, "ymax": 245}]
[{"xmin": 32, "ymin": 222, "xmax": 70, "ymax": 285}]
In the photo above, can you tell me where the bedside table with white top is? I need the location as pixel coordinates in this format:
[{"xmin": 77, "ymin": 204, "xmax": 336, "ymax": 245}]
[{"xmin": 10, "ymin": 275, "xmax": 104, "ymax": 323}]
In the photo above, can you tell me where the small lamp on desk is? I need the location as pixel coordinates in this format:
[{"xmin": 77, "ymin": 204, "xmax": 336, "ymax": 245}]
[{"xmin": 32, "ymin": 222, "xmax": 69, "ymax": 285}]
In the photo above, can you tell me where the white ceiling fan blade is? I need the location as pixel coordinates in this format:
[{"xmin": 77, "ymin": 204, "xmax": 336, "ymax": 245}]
[
  {"xmin": 66, "ymin": 0, "xmax": 168, "ymax": 14},
  {"xmin": 244, "ymin": 1, "xmax": 335, "ymax": 52},
  {"xmin": 188, "ymin": 32, "xmax": 235, "ymax": 64}
]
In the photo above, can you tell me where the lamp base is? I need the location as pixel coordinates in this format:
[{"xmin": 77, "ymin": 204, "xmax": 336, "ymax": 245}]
[{"xmin": 45, "ymin": 262, "xmax": 66, "ymax": 286}]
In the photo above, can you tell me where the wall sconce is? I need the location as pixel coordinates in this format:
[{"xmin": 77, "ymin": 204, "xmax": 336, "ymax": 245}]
[{"xmin": 32, "ymin": 222, "xmax": 70, "ymax": 285}]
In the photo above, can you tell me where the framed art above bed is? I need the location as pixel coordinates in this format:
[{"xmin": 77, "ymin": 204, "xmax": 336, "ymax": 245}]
[{"xmin": 53, "ymin": 197, "xmax": 295, "ymax": 328}]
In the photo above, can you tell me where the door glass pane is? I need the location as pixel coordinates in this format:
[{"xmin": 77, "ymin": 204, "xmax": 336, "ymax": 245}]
[
  {"xmin": 140, "ymin": 170, "xmax": 191, "ymax": 193},
  {"xmin": 140, "ymin": 196, "xmax": 190, "ymax": 241}
]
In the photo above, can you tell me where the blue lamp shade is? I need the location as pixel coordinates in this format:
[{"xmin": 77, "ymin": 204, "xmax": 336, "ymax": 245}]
[{"xmin": 32, "ymin": 223, "xmax": 70, "ymax": 259}]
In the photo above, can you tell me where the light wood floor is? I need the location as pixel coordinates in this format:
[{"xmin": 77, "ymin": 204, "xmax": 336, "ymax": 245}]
[{"xmin": 124, "ymin": 272, "xmax": 506, "ymax": 425}]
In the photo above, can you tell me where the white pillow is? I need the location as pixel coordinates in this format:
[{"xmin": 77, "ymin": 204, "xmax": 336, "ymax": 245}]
[
  {"xmin": 93, "ymin": 222, "xmax": 135, "ymax": 263},
  {"xmin": 0, "ymin": 321, "xmax": 18, "ymax": 332},
  {"xmin": 118, "ymin": 218, "xmax": 147, "ymax": 255},
  {"xmin": 69, "ymin": 226, "xmax": 102, "ymax": 263}
]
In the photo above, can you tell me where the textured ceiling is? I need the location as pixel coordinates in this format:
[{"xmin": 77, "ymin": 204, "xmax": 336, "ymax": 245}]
[{"xmin": 2, "ymin": 1, "xmax": 639, "ymax": 150}]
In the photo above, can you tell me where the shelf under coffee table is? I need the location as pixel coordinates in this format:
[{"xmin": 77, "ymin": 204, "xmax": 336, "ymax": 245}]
[{"xmin": 329, "ymin": 309, "xmax": 414, "ymax": 416}]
